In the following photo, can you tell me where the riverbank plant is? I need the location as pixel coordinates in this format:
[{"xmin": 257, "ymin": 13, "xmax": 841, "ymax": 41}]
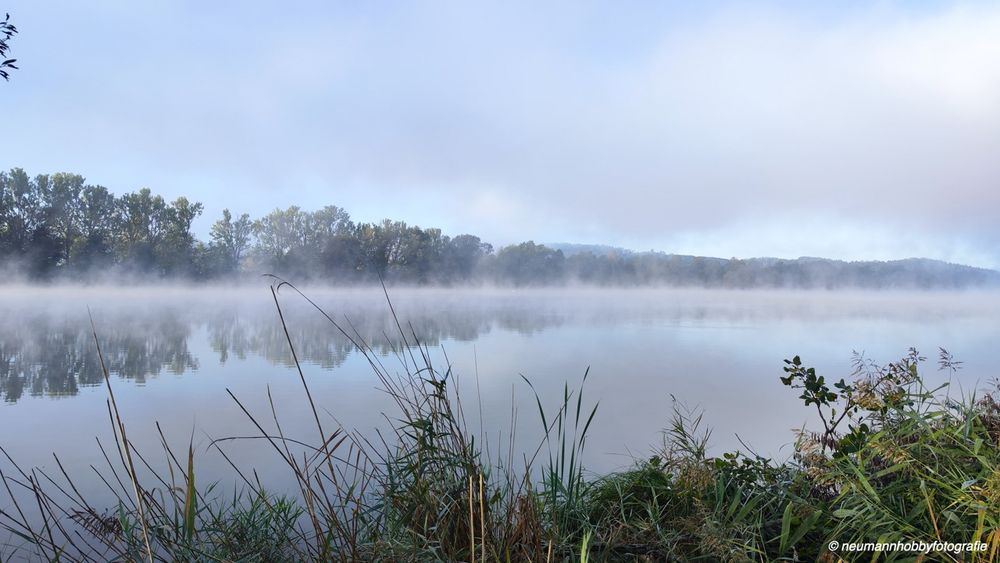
[{"xmin": 2, "ymin": 283, "xmax": 1000, "ymax": 561}]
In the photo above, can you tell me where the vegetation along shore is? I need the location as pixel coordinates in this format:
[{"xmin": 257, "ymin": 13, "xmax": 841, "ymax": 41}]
[{"xmin": 2, "ymin": 284, "xmax": 999, "ymax": 561}]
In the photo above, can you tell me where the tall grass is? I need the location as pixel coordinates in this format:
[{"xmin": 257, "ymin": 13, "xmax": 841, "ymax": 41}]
[{"xmin": 2, "ymin": 282, "xmax": 1000, "ymax": 561}]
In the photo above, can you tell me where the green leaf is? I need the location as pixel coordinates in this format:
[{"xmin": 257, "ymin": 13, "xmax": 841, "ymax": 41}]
[
  {"xmin": 779, "ymin": 502, "xmax": 794, "ymax": 554},
  {"xmin": 183, "ymin": 443, "xmax": 197, "ymax": 542}
]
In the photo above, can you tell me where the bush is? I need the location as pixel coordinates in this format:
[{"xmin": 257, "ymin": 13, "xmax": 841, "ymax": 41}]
[{"xmin": 4, "ymin": 283, "xmax": 1000, "ymax": 561}]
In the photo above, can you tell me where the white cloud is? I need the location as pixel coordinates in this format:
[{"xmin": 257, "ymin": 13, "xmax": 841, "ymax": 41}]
[{"xmin": 3, "ymin": 1, "xmax": 1000, "ymax": 266}]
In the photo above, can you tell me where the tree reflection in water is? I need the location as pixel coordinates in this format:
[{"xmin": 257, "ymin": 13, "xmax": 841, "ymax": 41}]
[
  {"xmin": 0, "ymin": 311, "xmax": 197, "ymax": 402},
  {"xmin": 0, "ymin": 293, "xmax": 566, "ymax": 403}
]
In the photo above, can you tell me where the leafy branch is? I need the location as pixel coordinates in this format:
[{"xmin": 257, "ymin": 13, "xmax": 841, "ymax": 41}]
[{"xmin": 0, "ymin": 13, "xmax": 18, "ymax": 82}]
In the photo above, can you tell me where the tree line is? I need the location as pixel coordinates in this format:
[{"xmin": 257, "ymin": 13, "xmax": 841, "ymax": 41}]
[
  {"xmin": 0, "ymin": 168, "xmax": 500, "ymax": 283},
  {"xmin": 2, "ymin": 168, "xmax": 998, "ymax": 288}
]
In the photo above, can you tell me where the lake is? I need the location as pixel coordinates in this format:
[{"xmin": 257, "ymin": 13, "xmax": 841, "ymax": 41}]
[{"xmin": 2, "ymin": 285, "xmax": 999, "ymax": 511}]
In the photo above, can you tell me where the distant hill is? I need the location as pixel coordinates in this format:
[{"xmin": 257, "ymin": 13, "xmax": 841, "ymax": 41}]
[
  {"xmin": 2, "ymin": 165, "xmax": 995, "ymax": 290},
  {"xmin": 547, "ymin": 244, "xmax": 1000, "ymax": 289},
  {"xmin": 546, "ymin": 243, "xmax": 634, "ymax": 257}
]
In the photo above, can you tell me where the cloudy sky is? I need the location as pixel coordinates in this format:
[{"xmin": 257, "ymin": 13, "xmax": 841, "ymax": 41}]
[{"xmin": 3, "ymin": 1, "xmax": 1000, "ymax": 267}]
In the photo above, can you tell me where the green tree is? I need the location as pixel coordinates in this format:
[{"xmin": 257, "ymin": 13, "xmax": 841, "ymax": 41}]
[
  {"xmin": 443, "ymin": 234, "xmax": 492, "ymax": 282},
  {"xmin": 210, "ymin": 209, "xmax": 253, "ymax": 273},
  {"xmin": 0, "ymin": 168, "xmax": 42, "ymax": 256},
  {"xmin": 391, "ymin": 226, "xmax": 446, "ymax": 283},
  {"xmin": 253, "ymin": 206, "xmax": 308, "ymax": 271},
  {"xmin": 306, "ymin": 205, "xmax": 352, "ymax": 248},
  {"xmin": 116, "ymin": 188, "xmax": 169, "ymax": 270},
  {"xmin": 320, "ymin": 232, "xmax": 364, "ymax": 281},
  {"xmin": 495, "ymin": 241, "xmax": 566, "ymax": 285},
  {"xmin": 69, "ymin": 184, "xmax": 117, "ymax": 271},
  {"xmin": 41, "ymin": 172, "xmax": 86, "ymax": 266},
  {"xmin": 158, "ymin": 197, "xmax": 204, "ymax": 276}
]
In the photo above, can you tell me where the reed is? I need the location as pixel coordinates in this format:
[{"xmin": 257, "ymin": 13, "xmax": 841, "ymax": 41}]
[{"xmin": 2, "ymin": 283, "xmax": 1000, "ymax": 561}]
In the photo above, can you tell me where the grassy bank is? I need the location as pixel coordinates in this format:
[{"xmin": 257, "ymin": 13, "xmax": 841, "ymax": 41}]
[{"xmin": 2, "ymin": 283, "xmax": 1000, "ymax": 562}]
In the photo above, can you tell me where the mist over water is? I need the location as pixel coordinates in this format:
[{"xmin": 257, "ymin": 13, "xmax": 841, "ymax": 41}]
[
  {"xmin": 3, "ymin": 285, "xmax": 1000, "ymax": 511},
  {"xmin": 5, "ymin": 2, "xmax": 1000, "ymax": 556}
]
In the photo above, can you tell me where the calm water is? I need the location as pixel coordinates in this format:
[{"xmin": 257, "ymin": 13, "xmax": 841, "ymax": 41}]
[{"xmin": 2, "ymin": 285, "xmax": 999, "ymax": 507}]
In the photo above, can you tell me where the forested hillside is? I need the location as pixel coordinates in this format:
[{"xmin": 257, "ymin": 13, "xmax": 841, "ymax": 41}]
[{"xmin": 2, "ymin": 168, "xmax": 997, "ymax": 288}]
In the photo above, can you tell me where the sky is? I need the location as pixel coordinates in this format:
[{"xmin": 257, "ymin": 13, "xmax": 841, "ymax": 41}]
[{"xmin": 3, "ymin": 1, "xmax": 1000, "ymax": 268}]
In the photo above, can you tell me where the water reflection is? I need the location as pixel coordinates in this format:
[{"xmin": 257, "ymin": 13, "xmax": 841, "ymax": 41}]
[
  {"xmin": 0, "ymin": 290, "xmax": 571, "ymax": 402},
  {"xmin": 3, "ymin": 285, "xmax": 1000, "ymax": 495},
  {"xmin": 0, "ymin": 312, "xmax": 197, "ymax": 401},
  {"xmin": 2, "ymin": 287, "xmax": 999, "ymax": 404}
]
